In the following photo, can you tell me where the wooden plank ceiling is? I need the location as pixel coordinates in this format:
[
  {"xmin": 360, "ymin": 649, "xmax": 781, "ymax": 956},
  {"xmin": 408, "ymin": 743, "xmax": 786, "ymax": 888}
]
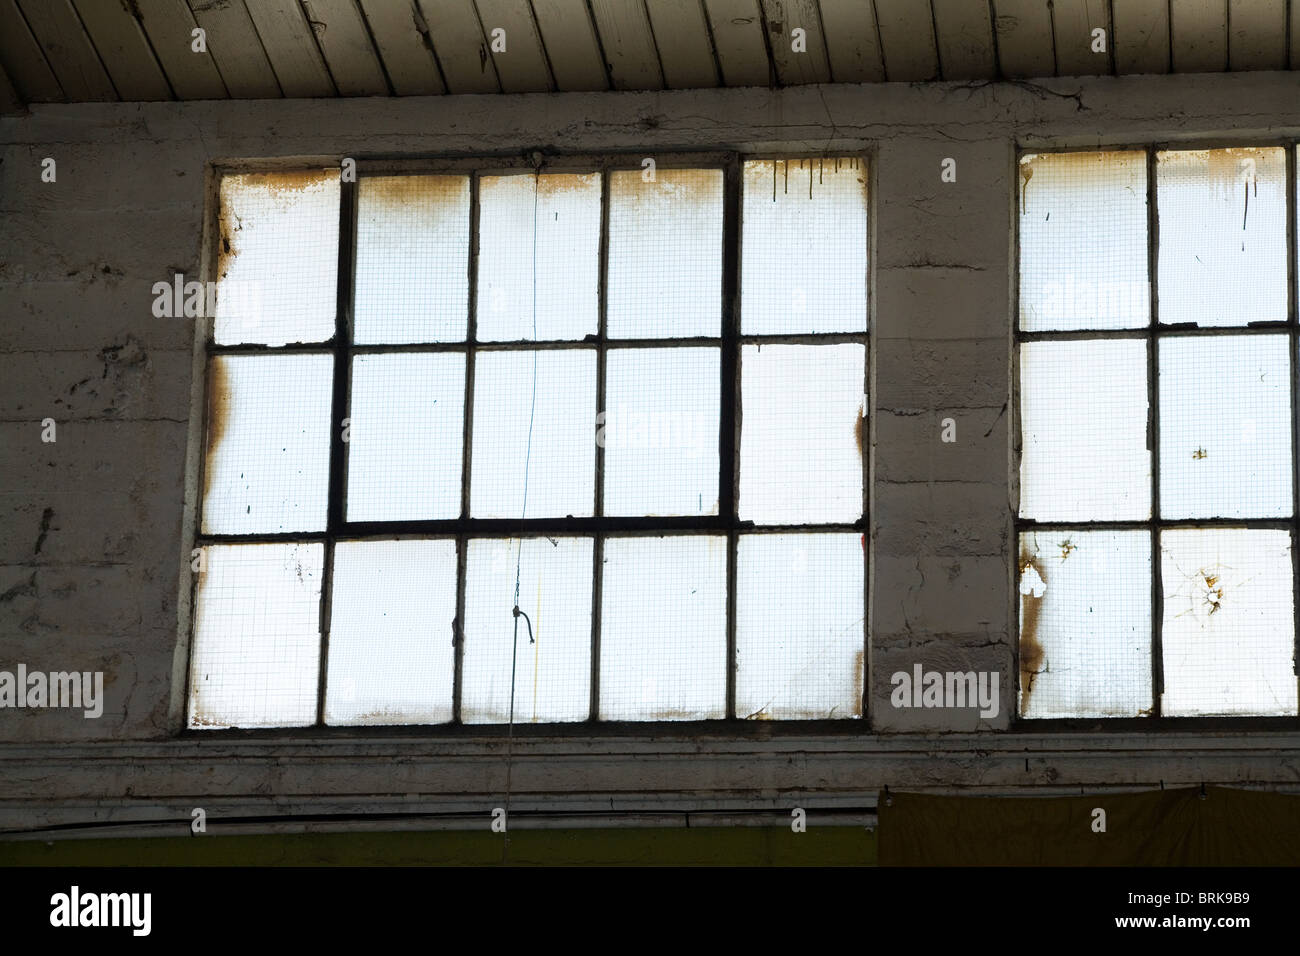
[{"xmin": 1, "ymin": 0, "xmax": 1297, "ymax": 112}]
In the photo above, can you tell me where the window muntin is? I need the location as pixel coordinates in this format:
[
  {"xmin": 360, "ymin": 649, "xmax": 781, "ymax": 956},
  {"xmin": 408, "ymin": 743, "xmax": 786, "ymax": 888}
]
[
  {"xmin": 189, "ymin": 155, "xmax": 869, "ymax": 730},
  {"xmin": 1016, "ymin": 145, "xmax": 1300, "ymax": 720}
]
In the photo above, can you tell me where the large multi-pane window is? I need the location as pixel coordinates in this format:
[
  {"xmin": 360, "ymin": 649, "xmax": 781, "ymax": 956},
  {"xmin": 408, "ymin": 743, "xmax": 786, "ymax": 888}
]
[
  {"xmin": 188, "ymin": 155, "xmax": 869, "ymax": 729},
  {"xmin": 1016, "ymin": 145, "xmax": 1300, "ymax": 719}
]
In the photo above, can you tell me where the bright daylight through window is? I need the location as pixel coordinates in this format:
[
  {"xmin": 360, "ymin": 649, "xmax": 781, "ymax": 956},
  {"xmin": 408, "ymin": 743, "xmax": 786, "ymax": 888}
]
[
  {"xmin": 1017, "ymin": 146, "xmax": 1300, "ymax": 719},
  {"xmin": 188, "ymin": 155, "xmax": 869, "ymax": 729}
]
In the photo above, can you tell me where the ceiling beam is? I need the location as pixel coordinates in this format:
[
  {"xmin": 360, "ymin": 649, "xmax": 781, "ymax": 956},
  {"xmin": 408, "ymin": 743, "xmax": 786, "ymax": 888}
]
[{"xmin": 0, "ymin": 59, "xmax": 25, "ymax": 113}]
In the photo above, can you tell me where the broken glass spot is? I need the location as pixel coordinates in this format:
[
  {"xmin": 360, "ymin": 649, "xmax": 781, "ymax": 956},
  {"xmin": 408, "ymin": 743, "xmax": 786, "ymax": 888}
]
[{"xmin": 1161, "ymin": 528, "xmax": 1297, "ymax": 716}]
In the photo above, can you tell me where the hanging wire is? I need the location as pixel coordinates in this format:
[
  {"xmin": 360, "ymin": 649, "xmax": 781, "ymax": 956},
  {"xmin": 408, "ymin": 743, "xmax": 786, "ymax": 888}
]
[{"xmin": 503, "ymin": 160, "xmax": 542, "ymax": 862}]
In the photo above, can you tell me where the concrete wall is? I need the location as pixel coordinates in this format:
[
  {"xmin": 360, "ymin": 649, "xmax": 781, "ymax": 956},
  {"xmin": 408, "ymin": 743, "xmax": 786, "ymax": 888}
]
[{"xmin": 2, "ymin": 72, "xmax": 1300, "ymax": 833}]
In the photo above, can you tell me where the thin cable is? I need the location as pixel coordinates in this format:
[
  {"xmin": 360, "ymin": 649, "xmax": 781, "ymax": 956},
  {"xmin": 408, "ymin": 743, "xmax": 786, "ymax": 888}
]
[{"xmin": 503, "ymin": 164, "xmax": 542, "ymax": 862}]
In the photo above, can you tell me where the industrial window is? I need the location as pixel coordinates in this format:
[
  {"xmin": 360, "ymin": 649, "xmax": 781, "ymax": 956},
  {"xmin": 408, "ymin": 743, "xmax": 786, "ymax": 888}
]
[
  {"xmin": 188, "ymin": 155, "xmax": 868, "ymax": 730},
  {"xmin": 1016, "ymin": 145, "xmax": 1300, "ymax": 719}
]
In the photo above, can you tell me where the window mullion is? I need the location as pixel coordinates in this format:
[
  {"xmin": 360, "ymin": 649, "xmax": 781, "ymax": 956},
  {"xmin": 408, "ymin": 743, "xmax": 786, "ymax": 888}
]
[
  {"xmin": 1147, "ymin": 146, "xmax": 1164, "ymax": 718},
  {"xmin": 723, "ymin": 154, "xmax": 741, "ymax": 719},
  {"xmin": 454, "ymin": 172, "xmax": 481, "ymax": 724},
  {"xmin": 317, "ymin": 172, "xmax": 358, "ymax": 727},
  {"xmin": 590, "ymin": 167, "xmax": 611, "ymax": 722},
  {"xmin": 1288, "ymin": 143, "xmax": 1300, "ymax": 682}
]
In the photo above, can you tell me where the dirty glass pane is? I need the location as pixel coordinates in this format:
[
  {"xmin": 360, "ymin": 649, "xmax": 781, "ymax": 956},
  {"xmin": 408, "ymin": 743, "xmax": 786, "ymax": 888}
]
[
  {"xmin": 739, "ymin": 344, "xmax": 864, "ymax": 523},
  {"xmin": 345, "ymin": 353, "xmax": 465, "ymax": 521},
  {"xmin": 603, "ymin": 347, "xmax": 719, "ymax": 516},
  {"xmin": 1018, "ymin": 150, "xmax": 1148, "ymax": 331},
  {"xmin": 736, "ymin": 533, "xmax": 864, "ymax": 719},
  {"xmin": 607, "ymin": 168, "xmax": 723, "ymax": 338},
  {"xmin": 215, "ymin": 170, "xmax": 338, "ymax": 346},
  {"xmin": 741, "ymin": 158, "xmax": 868, "ymax": 334},
  {"xmin": 1018, "ymin": 339, "xmax": 1150, "ymax": 521},
  {"xmin": 1017, "ymin": 531, "xmax": 1152, "ymax": 719},
  {"xmin": 188, "ymin": 542, "xmax": 323, "ymax": 729},
  {"xmin": 462, "ymin": 537, "xmax": 593, "ymax": 723},
  {"xmin": 478, "ymin": 173, "xmax": 600, "ymax": 341},
  {"xmin": 599, "ymin": 536, "xmax": 727, "ymax": 720},
  {"xmin": 1158, "ymin": 335, "xmax": 1291, "ymax": 520},
  {"xmin": 201, "ymin": 354, "xmax": 333, "ymax": 534},
  {"xmin": 1157, "ymin": 147, "xmax": 1288, "ymax": 326},
  {"xmin": 354, "ymin": 175, "xmax": 468, "ymax": 344},
  {"xmin": 324, "ymin": 539, "xmax": 456, "ymax": 726},
  {"xmin": 471, "ymin": 349, "xmax": 595, "ymax": 519},
  {"xmin": 1161, "ymin": 529, "xmax": 1297, "ymax": 716}
]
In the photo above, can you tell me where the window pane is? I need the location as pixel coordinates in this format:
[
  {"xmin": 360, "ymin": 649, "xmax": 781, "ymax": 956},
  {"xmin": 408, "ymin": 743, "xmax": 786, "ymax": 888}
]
[
  {"xmin": 1018, "ymin": 339, "xmax": 1150, "ymax": 521},
  {"xmin": 188, "ymin": 543, "xmax": 323, "ymax": 729},
  {"xmin": 478, "ymin": 173, "xmax": 600, "ymax": 341},
  {"xmin": 741, "ymin": 158, "xmax": 868, "ymax": 334},
  {"xmin": 215, "ymin": 170, "xmax": 338, "ymax": 346},
  {"xmin": 599, "ymin": 536, "xmax": 727, "ymax": 720},
  {"xmin": 324, "ymin": 539, "xmax": 456, "ymax": 726},
  {"xmin": 602, "ymin": 347, "xmax": 719, "ymax": 516},
  {"xmin": 1161, "ymin": 529, "xmax": 1297, "ymax": 716},
  {"xmin": 1158, "ymin": 335, "xmax": 1292, "ymax": 520},
  {"xmin": 736, "ymin": 533, "xmax": 864, "ymax": 719},
  {"xmin": 1018, "ymin": 150, "xmax": 1148, "ymax": 331},
  {"xmin": 346, "ymin": 353, "xmax": 465, "ymax": 521},
  {"xmin": 201, "ymin": 354, "xmax": 333, "ymax": 534},
  {"xmin": 1156, "ymin": 147, "xmax": 1288, "ymax": 326},
  {"xmin": 463, "ymin": 537, "xmax": 593, "ymax": 723},
  {"xmin": 1018, "ymin": 530, "xmax": 1152, "ymax": 718},
  {"xmin": 354, "ymin": 175, "xmax": 468, "ymax": 344},
  {"xmin": 740, "ymin": 344, "xmax": 864, "ymax": 523},
  {"xmin": 471, "ymin": 349, "xmax": 595, "ymax": 518},
  {"xmin": 607, "ymin": 168, "xmax": 722, "ymax": 338}
]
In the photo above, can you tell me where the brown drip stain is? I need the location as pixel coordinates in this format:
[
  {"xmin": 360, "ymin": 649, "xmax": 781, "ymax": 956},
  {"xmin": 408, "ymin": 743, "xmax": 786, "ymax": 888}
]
[
  {"xmin": 1018, "ymin": 541, "xmax": 1046, "ymax": 705},
  {"xmin": 361, "ymin": 172, "xmax": 470, "ymax": 209},
  {"xmin": 202, "ymin": 357, "xmax": 229, "ymax": 502},
  {"xmin": 852, "ymin": 649, "xmax": 865, "ymax": 717}
]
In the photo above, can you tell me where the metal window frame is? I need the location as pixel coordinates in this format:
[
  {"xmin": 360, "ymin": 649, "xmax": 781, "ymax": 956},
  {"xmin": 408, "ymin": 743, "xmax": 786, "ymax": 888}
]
[
  {"xmin": 184, "ymin": 149, "xmax": 873, "ymax": 735},
  {"xmin": 1011, "ymin": 140, "xmax": 1300, "ymax": 729}
]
